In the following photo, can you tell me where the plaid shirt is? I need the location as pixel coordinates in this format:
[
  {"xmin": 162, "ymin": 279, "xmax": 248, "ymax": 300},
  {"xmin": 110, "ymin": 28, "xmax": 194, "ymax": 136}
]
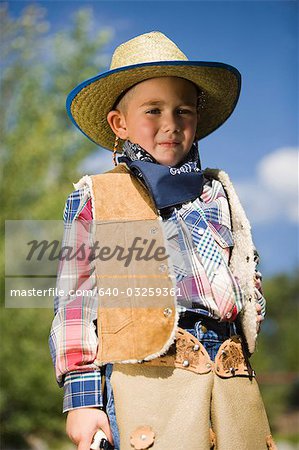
[
  {"xmin": 49, "ymin": 177, "xmax": 266, "ymax": 413},
  {"xmin": 163, "ymin": 181, "xmax": 244, "ymax": 320}
]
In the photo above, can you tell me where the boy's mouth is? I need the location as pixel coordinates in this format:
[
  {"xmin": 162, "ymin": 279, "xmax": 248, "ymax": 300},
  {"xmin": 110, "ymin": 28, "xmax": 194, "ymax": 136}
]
[{"xmin": 158, "ymin": 141, "xmax": 180, "ymax": 148}]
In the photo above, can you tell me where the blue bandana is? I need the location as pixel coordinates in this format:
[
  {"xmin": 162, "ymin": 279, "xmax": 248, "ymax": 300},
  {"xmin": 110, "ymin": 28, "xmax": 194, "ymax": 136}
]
[{"xmin": 118, "ymin": 140, "xmax": 204, "ymax": 211}]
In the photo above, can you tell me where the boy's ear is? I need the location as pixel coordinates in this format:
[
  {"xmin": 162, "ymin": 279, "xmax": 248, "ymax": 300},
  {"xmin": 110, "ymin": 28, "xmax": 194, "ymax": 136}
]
[{"xmin": 107, "ymin": 110, "xmax": 129, "ymax": 140}]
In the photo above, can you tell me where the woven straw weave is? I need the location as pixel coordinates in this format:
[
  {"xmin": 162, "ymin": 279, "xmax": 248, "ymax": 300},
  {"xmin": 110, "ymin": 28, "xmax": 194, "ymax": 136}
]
[{"xmin": 68, "ymin": 32, "xmax": 240, "ymax": 150}]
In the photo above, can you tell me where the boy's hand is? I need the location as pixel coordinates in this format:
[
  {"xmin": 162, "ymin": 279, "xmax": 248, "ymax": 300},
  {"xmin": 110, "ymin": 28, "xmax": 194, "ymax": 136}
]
[{"xmin": 66, "ymin": 407, "xmax": 114, "ymax": 450}]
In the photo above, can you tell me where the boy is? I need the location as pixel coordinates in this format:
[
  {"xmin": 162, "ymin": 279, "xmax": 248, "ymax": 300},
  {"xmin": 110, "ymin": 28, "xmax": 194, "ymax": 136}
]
[{"xmin": 49, "ymin": 32, "xmax": 275, "ymax": 449}]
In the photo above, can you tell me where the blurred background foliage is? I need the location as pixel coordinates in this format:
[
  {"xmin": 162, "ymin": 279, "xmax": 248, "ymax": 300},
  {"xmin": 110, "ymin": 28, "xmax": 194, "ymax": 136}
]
[
  {"xmin": 0, "ymin": 3, "xmax": 298, "ymax": 449},
  {"xmin": 0, "ymin": 4, "xmax": 112, "ymax": 448}
]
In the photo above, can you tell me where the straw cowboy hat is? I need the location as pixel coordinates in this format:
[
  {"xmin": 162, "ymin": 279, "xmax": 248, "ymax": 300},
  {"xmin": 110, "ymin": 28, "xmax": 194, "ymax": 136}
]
[{"xmin": 67, "ymin": 31, "xmax": 241, "ymax": 151}]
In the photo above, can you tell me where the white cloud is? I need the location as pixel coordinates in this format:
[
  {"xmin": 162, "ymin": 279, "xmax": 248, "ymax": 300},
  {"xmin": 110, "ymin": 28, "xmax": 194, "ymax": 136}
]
[{"xmin": 234, "ymin": 147, "xmax": 299, "ymax": 224}]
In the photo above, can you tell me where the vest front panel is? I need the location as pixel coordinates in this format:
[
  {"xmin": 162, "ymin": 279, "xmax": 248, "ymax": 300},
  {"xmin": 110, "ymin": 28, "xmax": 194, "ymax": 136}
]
[
  {"xmin": 91, "ymin": 166, "xmax": 178, "ymax": 364},
  {"xmin": 93, "ymin": 218, "xmax": 177, "ymax": 364}
]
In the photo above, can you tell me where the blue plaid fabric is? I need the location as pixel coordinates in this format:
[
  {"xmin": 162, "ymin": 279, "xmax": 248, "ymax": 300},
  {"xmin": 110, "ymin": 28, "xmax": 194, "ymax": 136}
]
[
  {"xmin": 63, "ymin": 370, "xmax": 103, "ymax": 412},
  {"xmin": 162, "ymin": 178, "xmax": 243, "ymax": 319},
  {"xmin": 176, "ymin": 198, "xmax": 244, "ymax": 318},
  {"xmin": 63, "ymin": 185, "xmax": 90, "ymax": 223}
]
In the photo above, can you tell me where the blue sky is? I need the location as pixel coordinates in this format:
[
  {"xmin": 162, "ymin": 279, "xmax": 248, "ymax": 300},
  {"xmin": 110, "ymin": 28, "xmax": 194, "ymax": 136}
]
[{"xmin": 7, "ymin": 0, "xmax": 298, "ymax": 276}]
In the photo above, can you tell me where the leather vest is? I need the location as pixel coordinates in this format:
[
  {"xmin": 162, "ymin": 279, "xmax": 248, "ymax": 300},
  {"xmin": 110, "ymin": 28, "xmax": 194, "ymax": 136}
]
[{"xmin": 85, "ymin": 163, "xmax": 258, "ymax": 366}]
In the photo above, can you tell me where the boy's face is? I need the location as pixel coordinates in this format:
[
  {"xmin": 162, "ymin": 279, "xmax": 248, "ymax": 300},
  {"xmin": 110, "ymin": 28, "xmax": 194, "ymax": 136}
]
[{"xmin": 108, "ymin": 77, "xmax": 199, "ymax": 166}]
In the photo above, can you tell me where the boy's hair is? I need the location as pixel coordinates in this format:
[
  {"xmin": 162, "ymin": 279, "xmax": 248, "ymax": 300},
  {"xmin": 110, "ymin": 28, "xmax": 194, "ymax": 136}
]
[
  {"xmin": 114, "ymin": 85, "xmax": 137, "ymax": 114},
  {"xmin": 114, "ymin": 77, "xmax": 205, "ymax": 115}
]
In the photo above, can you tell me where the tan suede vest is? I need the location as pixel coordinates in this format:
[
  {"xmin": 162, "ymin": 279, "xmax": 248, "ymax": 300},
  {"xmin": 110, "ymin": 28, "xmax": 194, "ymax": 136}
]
[
  {"xmin": 91, "ymin": 163, "xmax": 178, "ymax": 365},
  {"xmin": 86, "ymin": 163, "xmax": 258, "ymax": 366}
]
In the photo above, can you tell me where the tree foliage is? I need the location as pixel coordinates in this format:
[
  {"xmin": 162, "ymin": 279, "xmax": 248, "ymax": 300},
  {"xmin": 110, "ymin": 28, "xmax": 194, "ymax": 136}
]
[
  {"xmin": 251, "ymin": 271, "xmax": 299, "ymax": 435},
  {"xmin": 1, "ymin": 3, "xmax": 112, "ymax": 221},
  {"xmin": 0, "ymin": 4, "xmax": 112, "ymax": 447}
]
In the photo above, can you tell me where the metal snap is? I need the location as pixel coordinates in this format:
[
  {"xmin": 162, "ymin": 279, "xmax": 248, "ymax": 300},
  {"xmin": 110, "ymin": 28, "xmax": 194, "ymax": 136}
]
[
  {"xmin": 193, "ymin": 344, "xmax": 200, "ymax": 351},
  {"xmin": 183, "ymin": 360, "xmax": 189, "ymax": 367},
  {"xmin": 159, "ymin": 264, "xmax": 167, "ymax": 272},
  {"xmin": 163, "ymin": 307, "xmax": 172, "ymax": 317}
]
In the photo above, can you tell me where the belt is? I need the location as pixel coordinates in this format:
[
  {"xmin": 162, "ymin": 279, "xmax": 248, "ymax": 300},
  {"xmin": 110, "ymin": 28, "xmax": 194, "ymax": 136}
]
[
  {"xmin": 141, "ymin": 328, "xmax": 254, "ymax": 379},
  {"xmin": 178, "ymin": 311, "xmax": 236, "ymax": 336}
]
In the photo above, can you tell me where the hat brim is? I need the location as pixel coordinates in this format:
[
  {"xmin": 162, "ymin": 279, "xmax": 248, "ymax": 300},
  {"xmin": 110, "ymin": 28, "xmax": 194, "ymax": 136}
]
[{"xmin": 67, "ymin": 60, "xmax": 241, "ymax": 151}]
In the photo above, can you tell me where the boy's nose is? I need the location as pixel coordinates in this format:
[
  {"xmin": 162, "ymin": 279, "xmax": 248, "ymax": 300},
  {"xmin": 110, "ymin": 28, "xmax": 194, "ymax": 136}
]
[{"xmin": 161, "ymin": 112, "xmax": 180, "ymax": 133}]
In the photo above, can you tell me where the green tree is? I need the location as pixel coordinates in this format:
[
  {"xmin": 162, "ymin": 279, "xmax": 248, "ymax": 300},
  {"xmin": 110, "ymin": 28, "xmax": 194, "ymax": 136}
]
[
  {"xmin": 252, "ymin": 271, "xmax": 299, "ymax": 439},
  {"xmin": 0, "ymin": 4, "xmax": 112, "ymax": 447}
]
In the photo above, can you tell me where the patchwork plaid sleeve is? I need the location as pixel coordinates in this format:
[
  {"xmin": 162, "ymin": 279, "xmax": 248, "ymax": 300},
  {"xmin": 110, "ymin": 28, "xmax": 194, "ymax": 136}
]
[{"xmin": 48, "ymin": 187, "xmax": 104, "ymax": 413}]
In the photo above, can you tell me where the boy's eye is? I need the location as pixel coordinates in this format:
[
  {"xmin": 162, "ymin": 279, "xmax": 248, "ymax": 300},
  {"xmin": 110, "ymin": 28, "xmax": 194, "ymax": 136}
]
[
  {"xmin": 146, "ymin": 109, "xmax": 160, "ymax": 114},
  {"xmin": 145, "ymin": 108, "xmax": 195, "ymax": 115},
  {"xmin": 177, "ymin": 108, "xmax": 194, "ymax": 115}
]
